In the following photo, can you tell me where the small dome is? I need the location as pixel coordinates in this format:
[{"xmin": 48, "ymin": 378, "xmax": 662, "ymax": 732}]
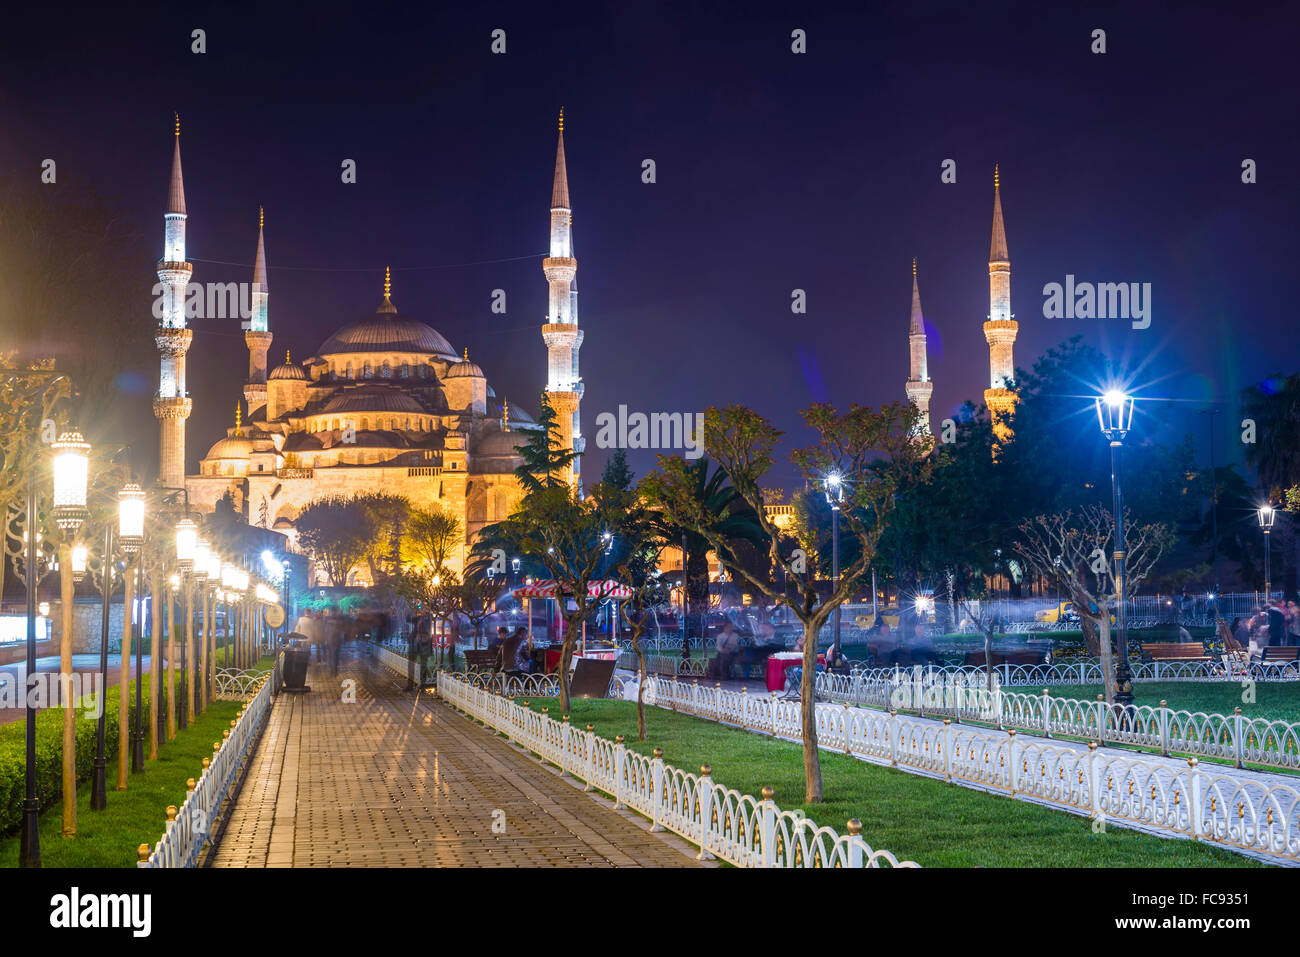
[
  {"xmin": 446, "ymin": 348, "xmax": 484, "ymax": 379},
  {"xmin": 473, "ymin": 427, "xmax": 524, "ymax": 459},
  {"xmin": 205, "ymin": 434, "xmax": 253, "ymax": 460},
  {"xmin": 270, "ymin": 349, "xmax": 308, "ymax": 380}
]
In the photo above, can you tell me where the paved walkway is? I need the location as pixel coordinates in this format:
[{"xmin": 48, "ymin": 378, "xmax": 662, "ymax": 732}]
[{"xmin": 209, "ymin": 645, "xmax": 702, "ymax": 868}]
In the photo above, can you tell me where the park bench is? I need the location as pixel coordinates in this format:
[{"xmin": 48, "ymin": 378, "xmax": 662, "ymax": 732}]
[
  {"xmin": 1141, "ymin": 642, "xmax": 1208, "ymax": 662},
  {"xmin": 464, "ymin": 649, "xmax": 499, "ymax": 673},
  {"xmin": 1259, "ymin": 646, "xmax": 1300, "ymax": 662}
]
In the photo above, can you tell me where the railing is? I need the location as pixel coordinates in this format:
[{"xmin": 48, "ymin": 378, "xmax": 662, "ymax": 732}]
[
  {"xmin": 815, "ymin": 668, "xmax": 1300, "ymax": 773},
  {"xmin": 644, "ymin": 676, "xmax": 1300, "ymax": 865},
  {"xmin": 438, "ymin": 672, "xmax": 918, "ymax": 868},
  {"xmin": 839, "ymin": 660, "xmax": 1300, "ymax": 687},
  {"xmin": 214, "ymin": 667, "xmax": 272, "ymax": 700},
  {"xmin": 276, "ymin": 467, "xmax": 313, "ymax": 478},
  {"xmin": 139, "ymin": 653, "xmax": 281, "ymax": 868}
]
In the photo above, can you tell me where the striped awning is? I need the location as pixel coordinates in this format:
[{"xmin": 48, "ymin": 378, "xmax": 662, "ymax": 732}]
[{"xmin": 512, "ymin": 579, "xmax": 632, "ymax": 599}]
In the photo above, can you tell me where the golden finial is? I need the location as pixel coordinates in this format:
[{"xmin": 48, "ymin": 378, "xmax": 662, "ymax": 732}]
[
  {"xmin": 174, "ymin": 112, "xmax": 180, "ymax": 137},
  {"xmin": 285, "ymin": 349, "xmax": 291, "ymax": 364},
  {"xmin": 502, "ymin": 396, "xmax": 510, "ymax": 432},
  {"xmin": 463, "ymin": 347, "xmax": 469, "ymax": 361},
  {"xmin": 994, "ymin": 164, "xmax": 1000, "ymax": 190},
  {"xmin": 558, "ymin": 107, "xmax": 565, "ymax": 133},
  {"xmin": 912, "ymin": 257, "xmax": 917, "ymax": 278},
  {"xmin": 383, "ymin": 266, "xmax": 391, "ymax": 299},
  {"xmin": 259, "ymin": 205, "xmax": 264, "ymax": 230},
  {"xmin": 234, "ymin": 404, "xmax": 242, "ymax": 435}
]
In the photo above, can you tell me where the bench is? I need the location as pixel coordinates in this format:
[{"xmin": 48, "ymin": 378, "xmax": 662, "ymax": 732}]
[
  {"xmin": 1141, "ymin": 642, "xmax": 1208, "ymax": 662},
  {"xmin": 464, "ymin": 649, "xmax": 499, "ymax": 673},
  {"xmin": 1260, "ymin": 646, "xmax": 1300, "ymax": 662}
]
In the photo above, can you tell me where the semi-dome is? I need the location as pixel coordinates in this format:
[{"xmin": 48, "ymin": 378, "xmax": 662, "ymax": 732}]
[
  {"xmin": 317, "ymin": 297, "xmax": 457, "ymax": 359},
  {"xmin": 205, "ymin": 434, "xmax": 253, "ymax": 460},
  {"xmin": 320, "ymin": 386, "xmax": 426, "ymax": 415},
  {"xmin": 473, "ymin": 427, "xmax": 525, "ymax": 458}
]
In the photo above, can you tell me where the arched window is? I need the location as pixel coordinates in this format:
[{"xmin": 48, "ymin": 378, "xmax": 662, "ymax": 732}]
[
  {"xmin": 381, "ymin": 361, "xmax": 392, "ymax": 378},
  {"xmin": 404, "ymin": 417, "xmax": 411, "ymax": 431},
  {"xmin": 400, "ymin": 363, "xmax": 410, "ymax": 378},
  {"xmin": 363, "ymin": 361, "xmax": 373, "ymax": 378},
  {"xmin": 419, "ymin": 365, "xmax": 428, "ymax": 379},
  {"xmin": 345, "ymin": 362, "xmax": 354, "ymax": 379},
  {"xmin": 360, "ymin": 417, "xmax": 370, "ymax": 430}
]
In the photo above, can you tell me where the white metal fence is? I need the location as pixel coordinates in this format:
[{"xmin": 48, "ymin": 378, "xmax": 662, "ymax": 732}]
[
  {"xmin": 214, "ymin": 666, "xmax": 272, "ymax": 700},
  {"xmin": 437, "ymin": 672, "xmax": 918, "ymax": 868},
  {"xmin": 138, "ymin": 656, "xmax": 279, "ymax": 868},
  {"xmin": 815, "ymin": 668, "xmax": 1300, "ymax": 772},
  {"xmin": 643, "ymin": 676, "xmax": 1300, "ymax": 865}
]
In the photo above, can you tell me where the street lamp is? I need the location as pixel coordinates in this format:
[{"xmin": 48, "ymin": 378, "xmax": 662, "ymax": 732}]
[
  {"xmin": 1258, "ymin": 504, "xmax": 1276, "ymax": 606},
  {"xmin": 1095, "ymin": 388, "xmax": 1136, "ymax": 709},
  {"xmin": 174, "ymin": 517, "xmax": 197, "ymax": 729},
  {"xmin": 824, "ymin": 470, "xmax": 845, "ymax": 656},
  {"xmin": 118, "ymin": 484, "xmax": 148, "ymax": 773}
]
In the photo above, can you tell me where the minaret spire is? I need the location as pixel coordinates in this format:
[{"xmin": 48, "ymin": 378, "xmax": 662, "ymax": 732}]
[
  {"xmin": 244, "ymin": 206, "xmax": 273, "ymax": 416},
  {"xmin": 983, "ymin": 164, "xmax": 1018, "ymax": 449},
  {"xmin": 541, "ymin": 110, "xmax": 583, "ymax": 490},
  {"xmin": 154, "ymin": 114, "xmax": 194, "ymax": 490},
  {"xmin": 904, "ymin": 260, "xmax": 933, "ymax": 442},
  {"xmin": 378, "ymin": 265, "xmax": 396, "ymax": 314}
]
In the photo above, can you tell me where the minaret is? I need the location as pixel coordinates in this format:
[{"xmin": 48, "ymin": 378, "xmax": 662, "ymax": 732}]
[
  {"xmin": 244, "ymin": 206, "xmax": 273, "ymax": 417},
  {"xmin": 904, "ymin": 258, "xmax": 933, "ymax": 440},
  {"xmin": 983, "ymin": 164, "xmax": 1018, "ymax": 446},
  {"xmin": 540, "ymin": 108, "xmax": 583, "ymax": 489},
  {"xmin": 154, "ymin": 113, "xmax": 194, "ymax": 490}
]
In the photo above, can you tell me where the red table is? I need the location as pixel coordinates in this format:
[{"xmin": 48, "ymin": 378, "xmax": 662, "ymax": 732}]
[{"xmin": 765, "ymin": 653, "xmax": 826, "ymax": 692}]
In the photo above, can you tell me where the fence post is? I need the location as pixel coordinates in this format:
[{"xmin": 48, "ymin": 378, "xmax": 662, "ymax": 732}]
[
  {"xmin": 613, "ymin": 735, "xmax": 626, "ymax": 809},
  {"xmin": 942, "ymin": 719, "xmax": 952, "ymax": 782},
  {"xmin": 715, "ymin": 682, "xmax": 723, "ymax": 723},
  {"xmin": 649, "ymin": 747, "xmax": 666, "ymax": 832},
  {"xmin": 842, "ymin": 702, "xmax": 852, "ymax": 754},
  {"xmin": 584, "ymin": 724, "xmax": 595, "ymax": 791},
  {"xmin": 889, "ymin": 710, "xmax": 898, "ymax": 767},
  {"xmin": 994, "ymin": 686, "xmax": 1003, "ymax": 730},
  {"xmin": 1096, "ymin": 695, "xmax": 1106, "ymax": 743},
  {"xmin": 759, "ymin": 786, "xmax": 776, "ymax": 867},
  {"xmin": 1007, "ymin": 730, "xmax": 1018, "ymax": 796},
  {"xmin": 560, "ymin": 714, "xmax": 571, "ymax": 777},
  {"xmin": 1042, "ymin": 688, "xmax": 1051, "ymax": 738},
  {"xmin": 1088, "ymin": 741, "xmax": 1102, "ymax": 823},
  {"xmin": 770, "ymin": 692, "xmax": 779, "ymax": 737},
  {"xmin": 846, "ymin": 820, "xmax": 864, "ymax": 868},
  {"xmin": 697, "ymin": 765, "xmax": 716, "ymax": 861},
  {"xmin": 1159, "ymin": 700, "xmax": 1170, "ymax": 757},
  {"xmin": 1233, "ymin": 707, "xmax": 1243, "ymax": 769},
  {"xmin": 1002, "ymin": 662, "xmax": 1010, "ymax": 686},
  {"xmin": 1187, "ymin": 757, "xmax": 1203, "ymax": 840},
  {"xmin": 693, "ymin": 678, "xmax": 700, "ymax": 715}
]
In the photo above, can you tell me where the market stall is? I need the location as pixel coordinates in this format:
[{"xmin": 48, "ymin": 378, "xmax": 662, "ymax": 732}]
[{"xmin": 512, "ymin": 579, "xmax": 632, "ymax": 667}]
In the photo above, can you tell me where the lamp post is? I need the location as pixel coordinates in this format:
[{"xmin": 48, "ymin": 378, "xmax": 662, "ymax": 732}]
[
  {"xmin": 1258, "ymin": 504, "xmax": 1275, "ymax": 608},
  {"xmin": 204, "ymin": 550, "xmax": 221, "ymax": 699},
  {"xmin": 824, "ymin": 470, "xmax": 844, "ymax": 656},
  {"xmin": 175, "ymin": 516, "xmax": 197, "ymax": 729},
  {"xmin": 191, "ymin": 540, "xmax": 210, "ymax": 715},
  {"xmin": 281, "ymin": 558, "xmax": 292, "ymax": 637},
  {"xmin": 50, "ymin": 431, "xmax": 89, "ymax": 844},
  {"xmin": 1095, "ymin": 389, "xmax": 1136, "ymax": 709},
  {"xmin": 118, "ymin": 483, "xmax": 146, "ymax": 773}
]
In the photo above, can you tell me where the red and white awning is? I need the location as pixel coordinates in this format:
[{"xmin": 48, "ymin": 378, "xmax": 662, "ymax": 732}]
[{"xmin": 512, "ymin": 579, "xmax": 632, "ymax": 599}]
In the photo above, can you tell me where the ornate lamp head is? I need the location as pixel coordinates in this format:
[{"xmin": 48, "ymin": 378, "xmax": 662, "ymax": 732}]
[
  {"xmin": 118, "ymin": 483, "xmax": 145, "ymax": 554},
  {"xmin": 51, "ymin": 431, "xmax": 90, "ymax": 534},
  {"xmin": 174, "ymin": 518, "xmax": 197, "ymax": 569},
  {"xmin": 1095, "ymin": 390, "xmax": 1135, "ymax": 441}
]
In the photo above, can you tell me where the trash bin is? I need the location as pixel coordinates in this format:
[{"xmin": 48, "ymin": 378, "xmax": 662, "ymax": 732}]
[{"xmin": 281, "ymin": 633, "xmax": 312, "ymax": 692}]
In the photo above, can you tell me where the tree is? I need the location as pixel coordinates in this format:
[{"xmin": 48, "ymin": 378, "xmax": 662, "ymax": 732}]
[
  {"xmin": 355, "ymin": 492, "xmax": 411, "ymax": 588},
  {"xmin": 1016, "ymin": 507, "xmax": 1173, "ymax": 705},
  {"xmin": 1241, "ymin": 374, "xmax": 1300, "ymax": 498},
  {"xmin": 513, "ymin": 392, "xmax": 576, "ymax": 494},
  {"xmin": 404, "ymin": 506, "xmax": 462, "ymax": 572},
  {"xmin": 454, "ymin": 570, "xmax": 506, "ymax": 650},
  {"xmin": 643, "ymin": 401, "xmax": 927, "ymax": 803},
  {"xmin": 295, "ymin": 496, "xmax": 373, "ymax": 586}
]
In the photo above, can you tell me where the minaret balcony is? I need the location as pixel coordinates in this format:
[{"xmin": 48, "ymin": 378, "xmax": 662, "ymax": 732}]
[
  {"xmin": 152, "ymin": 395, "xmax": 193, "ymax": 419},
  {"xmin": 982, "ymin": 319, "xmax": 1019, "ymax": 344},
  {"xmin": 156, "ymin": 260, "xmax": 193, "ymax": 277},
  {"xmin": 155, "ymin": 326, "xmax": 194, "ymax": 354},
  {"xmin": 543, "ymin": 257, "xmax": 577, "ymax": 282},
  {"xmin": 542, "ymin": 324, "xmax": 583, "ymax": 347}
]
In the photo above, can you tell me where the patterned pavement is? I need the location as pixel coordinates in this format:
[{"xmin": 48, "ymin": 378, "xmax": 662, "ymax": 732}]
[{"xmin": 209, "ymin": 645, "xmax": 703, "ymax": 867}]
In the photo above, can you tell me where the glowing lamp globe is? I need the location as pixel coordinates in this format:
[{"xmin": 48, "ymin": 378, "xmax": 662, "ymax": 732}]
[
  {"xmin": 51, "ymin": 431, "xmax": 90, "ymax": 532},
  {"xmin": 118, "ymin": 483, "xmax": 146, "ymax": 554},
  {"xmin": 174, "ymin": 518, "xmax": 198, "ymax": 568},
  {"xmin": 205, "ymin": 552, "xmax": 222, "ymax": 582},
  {"xmin": 192, "ymin": 540, "xmax": 211, "ymax": 581},
  {"xmin": 71, "ymin": 543, "xmax": 88, "ymax": 583},
  {"xmin": 1258, "ymin": 505, "xmax": 1276, "ymax": 529},
  {"xmin": 1094, "ymin": 390, "xmax": 1135, "ymax": 440}
]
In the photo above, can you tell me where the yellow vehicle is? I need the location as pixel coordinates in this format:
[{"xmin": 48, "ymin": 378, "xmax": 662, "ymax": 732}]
[{"xmin": 855, "ymin": 608, "xmax": 902, "ymax": 630}]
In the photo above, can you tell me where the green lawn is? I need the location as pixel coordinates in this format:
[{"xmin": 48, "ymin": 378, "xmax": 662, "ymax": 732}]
[
  {"xmin": 0, "ymin": 698, "xmax": 243, "ymax": 868},
  {"xmin": 515, "ymin": 698, "xmax": 1261, "ymax": 868},
  {"xmin": 1046, "ymin": 681, "xmax": 1300, "ymax": 724}
]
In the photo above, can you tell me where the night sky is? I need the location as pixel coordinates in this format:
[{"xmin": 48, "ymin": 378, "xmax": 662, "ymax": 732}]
[{"xmin": 2, "ymin": 1, "xmax": 1297, "ymax": 489}]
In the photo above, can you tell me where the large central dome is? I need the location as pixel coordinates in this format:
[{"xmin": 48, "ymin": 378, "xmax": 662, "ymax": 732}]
[{"xmin": 317, "ymin": 286, "xmax": 457, "ymax": 359}]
